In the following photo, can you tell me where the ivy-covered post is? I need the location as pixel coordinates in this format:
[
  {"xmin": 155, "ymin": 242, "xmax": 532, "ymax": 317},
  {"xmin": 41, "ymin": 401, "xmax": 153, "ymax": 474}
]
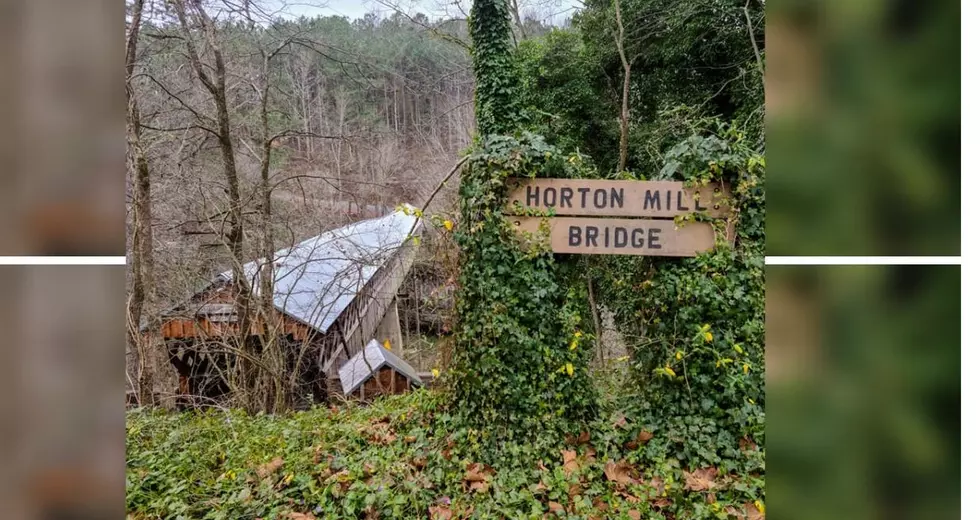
[
  {"xmin": 448, "ymin": 0, "xmax": 595, "ymax": 446},
  {"xmin": 469, "ymin": 0, "xmax": 523, "ymax": 136}
]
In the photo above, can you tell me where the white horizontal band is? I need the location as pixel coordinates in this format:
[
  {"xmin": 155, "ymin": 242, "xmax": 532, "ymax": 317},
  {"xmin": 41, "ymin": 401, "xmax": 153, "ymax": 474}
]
[
  {"xmin": 765, "ymin": 256, "xmax": 961, "ymax": 266},
  {"xmin": 0, "ymin": 256, "xmax": 127, "ymax": 265}
]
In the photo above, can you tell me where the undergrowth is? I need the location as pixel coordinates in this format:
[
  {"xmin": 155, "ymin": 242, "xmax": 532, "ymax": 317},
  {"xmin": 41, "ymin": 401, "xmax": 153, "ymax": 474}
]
[{"xmin": 127, "ymin": 389, "xmax": 764, "ymax": 519}]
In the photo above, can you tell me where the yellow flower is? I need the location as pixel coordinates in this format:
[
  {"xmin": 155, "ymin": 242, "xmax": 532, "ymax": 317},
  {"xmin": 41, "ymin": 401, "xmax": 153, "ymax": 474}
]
[
  {"xmin": 431, "ymin": 368, "xmax": 440, "ymax": 379},
  {"xmin": 754, "ymin": 500, "xmax": 765, "ymax": 514},
  {"xmin": 664, "ymin": 366, "xmax": 676, "ymax": 377},
  {"xmin": 675, "ymin": 351, "xmax": 684, "ymax": 360},
  {"xmin": 733, "ymin": 344, "xmax": 743, "ymax": 354},
  {"xmin": 574, "ymin": 331, "xmax": 583, "ymax": 338},
  {"xmin": 443, "ymin": 219, "xmax": 454, "ymax": 231},
  {"xmin": 383, "ymin": 339, "xmax": 392, "ymax": 350},
  {"xmin": 743, "ymin": 363, "xmax": 750, "ymax": 374},
  {"xmin": 570, "ymin": 339, "xmax": 578, "ymax": 351},
  {"xmin": 565, "ymin": 363, "xmax": 575, "ymax": 376},
  {"xmin": 283, "ymin": 473, "xmax": 294, "ymax": 486}
]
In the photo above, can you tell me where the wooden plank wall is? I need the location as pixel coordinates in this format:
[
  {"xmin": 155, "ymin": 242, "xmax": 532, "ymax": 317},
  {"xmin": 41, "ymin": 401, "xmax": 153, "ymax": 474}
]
[
  {"xmin": 358, "ymin": 368, "xmax": 412, "ymax": 400},
  {"xmin": 159, "ymin": 315, "xmax": 310, "ymax": 341},
  {"xmin": 158, "ymin": 282, "xmax": 313, "ymax": 341}
]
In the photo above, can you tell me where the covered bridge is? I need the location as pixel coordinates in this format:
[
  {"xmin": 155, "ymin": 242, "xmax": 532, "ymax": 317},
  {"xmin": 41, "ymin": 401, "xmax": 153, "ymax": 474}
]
[{"xmin": 153, "ymin": 207, "xmax": 423, "ymax": 405}]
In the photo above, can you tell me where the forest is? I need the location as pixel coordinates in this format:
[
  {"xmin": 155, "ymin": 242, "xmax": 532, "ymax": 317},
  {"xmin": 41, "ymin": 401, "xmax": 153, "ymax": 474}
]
[{"xmin": 126, "ymin": 0, "xmax": 765, "ymax": 518}]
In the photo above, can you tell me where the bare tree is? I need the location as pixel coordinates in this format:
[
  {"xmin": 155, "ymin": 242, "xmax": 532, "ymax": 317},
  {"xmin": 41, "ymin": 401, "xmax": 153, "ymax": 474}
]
[
  {"xmin": 613, "ymin": 0, "xmax": 635, "ymax": 173},
  {"xmin": 126, "ymin": 0, "xmax": 156, "ymax": 406}
]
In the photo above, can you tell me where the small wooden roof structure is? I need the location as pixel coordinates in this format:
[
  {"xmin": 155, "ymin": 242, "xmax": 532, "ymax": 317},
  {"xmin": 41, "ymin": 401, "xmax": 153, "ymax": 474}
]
[{"xmin": 338, "ymin": 339, "xmax": 422, "ymax": 395}]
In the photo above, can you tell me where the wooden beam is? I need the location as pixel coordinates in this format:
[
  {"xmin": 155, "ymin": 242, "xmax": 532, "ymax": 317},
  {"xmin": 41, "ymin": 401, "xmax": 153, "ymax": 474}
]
[{"xmin": 320, "ymin": 344, "xmax": 346, "ymax": 374}]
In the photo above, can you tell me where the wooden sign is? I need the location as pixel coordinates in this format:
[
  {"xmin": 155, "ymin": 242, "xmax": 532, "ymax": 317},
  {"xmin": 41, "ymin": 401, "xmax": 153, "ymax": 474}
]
[
  {"xmin": 505, "ymin": 178, "xmax": 731, "ymax": 218},
  {"xmin": 510, "ymin": 217, "xmax": 718, "ymax": 257}
]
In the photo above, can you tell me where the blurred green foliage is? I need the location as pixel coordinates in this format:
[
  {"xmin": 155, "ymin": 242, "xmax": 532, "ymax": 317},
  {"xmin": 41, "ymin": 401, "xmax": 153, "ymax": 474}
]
[
  {"xmin": 767, "ymin": 0, "xmax": 960, "ymax": 254},
  {"xmin": 767, "ymin": 266, "xmax": 959, "ymax": 519}
]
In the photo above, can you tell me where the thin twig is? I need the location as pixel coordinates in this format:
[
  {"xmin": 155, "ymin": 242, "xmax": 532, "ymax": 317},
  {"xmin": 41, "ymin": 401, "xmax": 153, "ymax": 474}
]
[
  {"xmin": 409, "ymin": 156, "xmax": 469, "ymax": 236},
  {"xmin": 743, "ymin": 0, "xmax": 764, "ymax": 76}
]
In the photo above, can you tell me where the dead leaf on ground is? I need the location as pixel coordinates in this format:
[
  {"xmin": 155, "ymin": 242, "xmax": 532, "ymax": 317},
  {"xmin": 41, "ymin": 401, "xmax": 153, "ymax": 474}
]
[
  {"xmin": 739, "ymin": 436, "xmax": 758, "ymax": 452},
  {"xmin": 594, "ymin": 499, "xmax": 609, "ymax": 511},
  {"xmin": 286, "ymin": 513, "xmax": 315, "ymax": 520},
  {"xmin": 561, "ymin": 450, "xmax": 579, "ymax": 475},
  {"xmin": 255, "ymin": 457, "xmax": 284, "ymax": 479},
  {"xmin": 636, "ymin": 430, "xmax": 653, "ymax": 445},
  {"xmin": 533, "ymin": 481, "xmax": 548, "ymax": 493},
  {"xmin": 627, "ymin": 510, "xmax": 641, "ymax": 520},
  {"xmin": 412, "ymin": 456, "xmax": 428, "ymax": 469},
  {"xmin": 624, "ymin": 440, "xmax": 639, "ymax": 451},
  {"xmin": 583, "ymin": 447, "xmax": 596, "ymax": 464},
  {"xmin": 617, "ymin": 492, "xmax": 640, "ymax": 504},
  {"xmin": 368, "ymin": 427, "xmax": 396, "ymax": 445},
  {"xmin": 603, "ymin": 460, "xmax": 637, "ymax": 486},
  {"xmin": 428, "ymin": 504, "xmax": 452, "ymax": 520},
  {"xmin": 537, "ymin": 460, "xmax": 548, "ymax": 472},
  {"xmin": 725, "ymin": 505, "xmax": 743, "ymax": 519},
  {"xmin": 463, "ymin": 463, "xmax": 492, "ymax": 493},
  {"xmin": 548, "ymin": 501, "xmax": 565, "ymax": 513},
  {"xmin": 706, "ymin": 493, "xmax": 717, "ymax": 504},
  {"xmin": 326, "ymin": 469, "xmax": 353, "ymax": 492},
  {"xmin": 565, "ymin": 430, "xmax": 591, "ymax": 445},
  {"xmin": 652, "ymin": 498, "xmax": 671, "ymax": 509},
  {"xmin": 612, "ymin": 414, "xmax": 627, "ymax": 428},
  {"xmin": 568, "ymin": 483, "xmax": 581, "ymax": 498},
  {"xmin": 405, "ymin": 435, "xmax": 418, "ymax": 443},
  {"xmin": 683, "ymin": 467, "xmax": 718, "ymax": 492}
]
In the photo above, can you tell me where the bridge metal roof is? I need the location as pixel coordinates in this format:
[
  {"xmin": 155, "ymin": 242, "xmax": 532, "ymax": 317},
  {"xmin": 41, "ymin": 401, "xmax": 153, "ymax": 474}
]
[{"xmin": 217, "ymin": 207, "xmax": 419, "ymax": 334}]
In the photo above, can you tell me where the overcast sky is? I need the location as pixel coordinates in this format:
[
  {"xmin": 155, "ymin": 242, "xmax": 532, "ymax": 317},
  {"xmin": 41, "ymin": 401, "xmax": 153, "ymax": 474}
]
[{"xmin": 261, "ymin": 0, "xmax": 579, "ymax": 26}]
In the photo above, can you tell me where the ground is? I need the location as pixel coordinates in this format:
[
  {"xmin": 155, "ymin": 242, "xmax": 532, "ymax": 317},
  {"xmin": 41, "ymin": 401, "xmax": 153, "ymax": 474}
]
[{"xmin": 126, "ymin": 389, "xmax": 764, "ymax": 519}]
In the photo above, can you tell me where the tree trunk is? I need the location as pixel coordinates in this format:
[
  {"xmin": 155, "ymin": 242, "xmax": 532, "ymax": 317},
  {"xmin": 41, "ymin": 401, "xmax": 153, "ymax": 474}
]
[
  {"xmin": 258, "ymin": 51, "xmax": 284, "ymax": 413},
  {"xmin": 617, "ymin": 64, "xmax": 631, "ymax": 173},
  {"xmin": 613, "ymin": 0, "xmax": 632, "ymax": 173},
  {"xmin": 173, "ymin": 0, "xmax": 253, "ymax": 409},
  {"xmin": 125, "ymin": 0, "xmax": 155, "ymax": 406}
]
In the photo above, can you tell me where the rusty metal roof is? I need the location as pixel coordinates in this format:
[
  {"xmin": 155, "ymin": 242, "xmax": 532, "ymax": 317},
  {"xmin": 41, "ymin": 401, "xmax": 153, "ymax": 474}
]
[
  {"xmin": 217, "ymin": 207, "xmax": 419, "ymax": 334},
  {"xmin": 338, "ymin": 339, "xmax": 422, "ymax": 395}
]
